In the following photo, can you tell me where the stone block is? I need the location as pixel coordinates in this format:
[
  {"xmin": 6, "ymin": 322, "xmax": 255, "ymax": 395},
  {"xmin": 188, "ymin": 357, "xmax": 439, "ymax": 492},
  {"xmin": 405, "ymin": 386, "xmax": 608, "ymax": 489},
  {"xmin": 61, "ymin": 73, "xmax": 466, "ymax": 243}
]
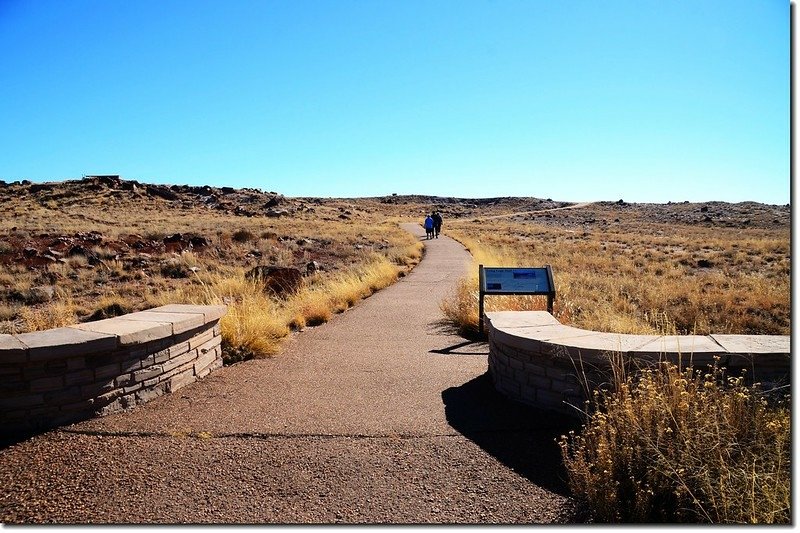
[
  {"xmin": 121, "ymin": 344, "xmax": 150, "ymax": 360},
  {"xmin": 490, "ymin": 327, "xmax": 547, "ymax": 354},
  {"xmin": 161, "ymin": 349, "xmax": 198, "ymax": 375},
  {"xmin": 0, "ymin": 394, "xmax": 45, "ymax": 409},
  {"xmin": 188, "ymin": 328, "xmax": 215, "ymax": 351},
  {"xmin": 520, "ymin": 384, "xmax": 538, "ymax": 403},
  {"xmin": 66, "ymin": 357, "xmax": 87, "ymax": 371},
  {"xmin": 710, "ymin": 334, "xmax": 790, "ymax": 355},
  {"xmin": 133, "ymin": 365, "xmax": 164, "ymax": 383},
  {"xmin": 18, "ymin": 327, "xmax": 117, "ymax": 361},
  {"xmin": 147, "ymin": 304, "xmax": 227, "ymax": 324},
  {"xmin": 115, "ymin": 373, "xmax": 137, "ymax": 388},
  {"xmin": 485, "ymin": 311, "xmax": 561, "ymax": 329},
  {"xmin": 522, "ymin": 361, "xmax": 547, "ymax": 376},
  {"xmin": 0, "ymin": 335, "xmax": 28, "ymax": 363},
  {"xmin": 64, "ymin": 369, "xmax": 94, "ymax": 387},
  {"xmin": 196, "ymin": 357, "xmax": 222, "ymax": 379},
  {"xmin": 0, "ymin": 379, "xmax": 27, "ymax": 395},
  {"xmin": 123, "ymin": 383, "xmax": 144, "ymax": 395},
  {"xmin": 96, "ymin": 397, "xmax": 126, "ymax": 416},
  {"xmin": 632, "ymin": 335, "xmax": 726, "ymax": 360},
  {"xmin": 545, "ymin": 332, "xmax": 657, "ymax": 360},
  {"xmin": 142, "ymin": 376, "xmax": 160, "ymax": 388},
  {"xmin": 85, "ymin": 351, "xmax": 119, "ymax": 369},
  {"xmin": 94, "ymin": 362, "xmax": 121, "ymax": 380},
  {"xmin": 536, "ymin": 389, "xmax": 565, "ymax": 409},
  {"xmin": 159, "ymin": 360, "xmax": 195, "ymax": 384},
  {"xmin": 508, "ymin": 356, "xmax": 524, "ymax": 370},
  {"xmin": 193, "ymin": 347, "xmax": 219, "ymax": 374},
  {"xmin": 71, "ymin": 317, "xmax": 172, "ymax": 346},
  {"xmin": 30, "ymin": 376, "xmax": 64, "ymax": 393},
  {"xmin": 81, "ymin": 380, "xmax": 115, "ymax": 398},
  {"xmin": 94, "ymin": 388, "xmax": 122, "ymax": 406},
  {"xmin": 135, "ymin": 381, "xmax": 169, "ymax": 403},
  {"xmin": 59, "ymin": 399, "xmax": 94, "ymax": 413},
  {"xmin": 120, "ymin": 354, "xmax": 144, "ymax": 373},
  {"xmin": 120, "ymin": 310, "xmax": 205, "ymax": 335},
  {"xmin": 196, "ymin": 334, "xmax": 221, "ymax": 354},
  {"xmin": 498, "ymin": 377, "xmax": 521, "ymax": 397},
  {"xmin": 43, "ymin": 386, "xmax": 83, "ymax": 404},
  {"xmin": 0, "ymin": 365, "xmax": 21, "ymax": 377},
  {"xmin": 526, "ymin": 373, "xmax": 552, "ymax": 389},
  {"xmin": 167, "ymin": 370, "xmax": 196, "ymax": 393},
  {"xmin": 29, "ymin": 405, "xmax": 61, "ymax": 419},
  {"xmin": 168, "ymin": 341, "xmax": 191, "ymax": 358}
]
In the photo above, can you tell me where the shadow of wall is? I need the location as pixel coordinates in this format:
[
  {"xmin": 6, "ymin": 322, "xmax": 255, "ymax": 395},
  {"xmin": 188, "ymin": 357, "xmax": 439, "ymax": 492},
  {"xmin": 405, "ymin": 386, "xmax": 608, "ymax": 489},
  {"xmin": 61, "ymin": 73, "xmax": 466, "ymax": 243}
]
[{"xmin": 442, "ymin": 371, "xmax": 580, "ymax": 498}]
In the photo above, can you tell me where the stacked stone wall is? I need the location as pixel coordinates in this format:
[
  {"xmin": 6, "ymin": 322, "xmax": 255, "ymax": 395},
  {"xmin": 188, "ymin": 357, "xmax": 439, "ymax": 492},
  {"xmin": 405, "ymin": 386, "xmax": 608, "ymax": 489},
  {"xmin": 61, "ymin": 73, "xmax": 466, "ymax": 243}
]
[
  {"xmin": 0, "ymin": 304, "xmax": 226, "ymax": 436},
  {"xmin": 485, "ymin": 311, "xmax": 790, "ymax": 418}
]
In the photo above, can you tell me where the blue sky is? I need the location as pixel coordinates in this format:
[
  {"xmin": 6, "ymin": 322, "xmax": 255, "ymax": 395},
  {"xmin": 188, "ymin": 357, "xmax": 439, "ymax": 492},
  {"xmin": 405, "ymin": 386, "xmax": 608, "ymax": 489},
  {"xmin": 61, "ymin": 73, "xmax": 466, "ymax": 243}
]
[{"xmin": 0, "ymin": 0, "xmax": 790, "ymax": 203}]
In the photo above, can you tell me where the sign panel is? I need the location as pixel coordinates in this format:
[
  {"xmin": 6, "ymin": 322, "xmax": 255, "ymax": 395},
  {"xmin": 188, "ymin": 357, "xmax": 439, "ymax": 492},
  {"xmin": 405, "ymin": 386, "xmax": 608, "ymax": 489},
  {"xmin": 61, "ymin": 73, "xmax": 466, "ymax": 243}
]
[{"xmin": 481, "ymin": 267, "xmax": 552, "ymax": 294}]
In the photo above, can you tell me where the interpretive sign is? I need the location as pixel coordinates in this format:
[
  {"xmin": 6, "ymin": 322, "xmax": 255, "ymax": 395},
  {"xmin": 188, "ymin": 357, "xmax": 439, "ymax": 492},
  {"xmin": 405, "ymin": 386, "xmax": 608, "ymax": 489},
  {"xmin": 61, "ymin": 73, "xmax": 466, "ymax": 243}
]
[
  {"xmin": 481, "ymin": 267, "xmax": 552, "ymax": 294},
  {"xmin": 478, "ymin": 264, "xmax": 556, "ymax": 333}
]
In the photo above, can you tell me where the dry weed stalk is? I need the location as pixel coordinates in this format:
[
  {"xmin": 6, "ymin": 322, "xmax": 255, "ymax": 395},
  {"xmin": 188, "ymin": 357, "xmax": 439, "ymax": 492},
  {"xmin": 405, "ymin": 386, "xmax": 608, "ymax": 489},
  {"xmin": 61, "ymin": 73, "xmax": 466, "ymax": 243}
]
[{"xmin": 559, "ymin": 359, "xmax": 790, "ymax": 523}]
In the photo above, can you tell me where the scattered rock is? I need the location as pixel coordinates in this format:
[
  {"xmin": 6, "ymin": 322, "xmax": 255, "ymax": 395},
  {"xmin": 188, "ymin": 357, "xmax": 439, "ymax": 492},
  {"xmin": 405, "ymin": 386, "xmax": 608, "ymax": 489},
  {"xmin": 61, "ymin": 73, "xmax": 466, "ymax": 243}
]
[
  {"xmin": 306, "ymin": 261, "xmax": 321, "ymax": 275},
  {"xmin": 29, "ymin": 183, "xmax": 55, "ymax": 194},
  {"xmin": 28, "ymin": 285, "xmax": 55, "ymax": 303},
  {"xmin": 188, "ymin": 236, "xmax": 210, "ymax": 248},
  {"xmin": 264, "ymin": 195, "xmax": 284, "ymax": 208},
  {"xmin": 146, "ymin": 186, "xmax": 178, "ymax": 201}
]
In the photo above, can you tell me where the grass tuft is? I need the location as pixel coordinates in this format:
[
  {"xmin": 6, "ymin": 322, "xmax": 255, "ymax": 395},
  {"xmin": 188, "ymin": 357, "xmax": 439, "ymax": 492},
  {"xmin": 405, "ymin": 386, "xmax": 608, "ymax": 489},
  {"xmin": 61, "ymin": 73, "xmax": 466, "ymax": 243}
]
[{"xmin": 559, "ymin": 360, "xmax": 790, "ymax": 523}]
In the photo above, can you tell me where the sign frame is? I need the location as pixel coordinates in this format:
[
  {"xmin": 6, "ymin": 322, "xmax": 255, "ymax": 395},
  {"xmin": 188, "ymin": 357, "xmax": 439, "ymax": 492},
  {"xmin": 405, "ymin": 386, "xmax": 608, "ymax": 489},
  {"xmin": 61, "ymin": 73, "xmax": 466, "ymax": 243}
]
[{"xmin": 478, "ymin": 264, "xmax": 556, "ymax": 334}]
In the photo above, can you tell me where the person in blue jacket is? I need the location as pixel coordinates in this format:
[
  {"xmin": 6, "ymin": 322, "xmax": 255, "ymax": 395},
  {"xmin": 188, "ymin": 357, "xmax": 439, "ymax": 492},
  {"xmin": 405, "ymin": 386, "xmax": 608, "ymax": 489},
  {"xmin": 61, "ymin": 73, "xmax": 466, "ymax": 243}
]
[{"xmin": 423, "ymin": 214, "xmax": 434, "ymax": 239}]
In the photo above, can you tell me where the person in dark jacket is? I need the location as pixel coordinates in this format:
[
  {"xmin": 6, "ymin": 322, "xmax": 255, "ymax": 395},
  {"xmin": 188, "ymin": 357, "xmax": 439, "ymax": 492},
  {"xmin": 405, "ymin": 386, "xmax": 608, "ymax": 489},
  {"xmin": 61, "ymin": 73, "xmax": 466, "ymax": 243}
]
[{"xmin": 432, "ymin": 211, "xmax": 442, "ymax": 238}]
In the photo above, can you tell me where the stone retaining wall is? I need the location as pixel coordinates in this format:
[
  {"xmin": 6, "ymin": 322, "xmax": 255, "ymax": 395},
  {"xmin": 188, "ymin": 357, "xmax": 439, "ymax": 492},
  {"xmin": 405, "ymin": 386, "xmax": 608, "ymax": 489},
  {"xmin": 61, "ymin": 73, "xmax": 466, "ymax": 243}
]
[
  {"xmin": 485, "ymin": 311, "xmax": 790, "ymax": 418},
  {"xmin": 0, "ymin": 304, "xmax": 227, "ymax": 436}
]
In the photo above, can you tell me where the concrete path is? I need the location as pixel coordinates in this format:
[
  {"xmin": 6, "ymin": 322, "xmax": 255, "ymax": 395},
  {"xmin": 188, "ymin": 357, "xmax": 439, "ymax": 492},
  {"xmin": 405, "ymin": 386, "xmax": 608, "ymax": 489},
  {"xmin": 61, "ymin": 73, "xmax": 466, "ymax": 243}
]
[{"xmin": 0, "ymin": 224, "xmax": 577, "ymax": 524}]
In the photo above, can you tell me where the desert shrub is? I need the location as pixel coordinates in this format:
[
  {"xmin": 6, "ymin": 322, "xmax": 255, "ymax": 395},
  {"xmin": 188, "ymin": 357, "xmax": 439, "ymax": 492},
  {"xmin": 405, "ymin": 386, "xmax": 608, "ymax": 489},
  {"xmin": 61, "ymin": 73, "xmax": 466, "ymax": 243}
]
[
  {"xmin": 232, "ymin": 229, "xmax": 256, "ymax": 243},
  {"xmin": 159, "ymin": 260, "xmax": 192, "ymax": 279},
  {"xmin": 443, "ymin": 226, "xmax": 790, "ymax": 336},
  {"xmin": 559, "ymin": 361, "xmax": 790, "ymax": 523},
  {"xmin": 84, "ymin": 296, "xmax": 131, "ymax": 322},
  {"xmin": 17, "ymin": 297, "xmax": 77, "ymax": 332},
  {"xmin": 0, "ymin": 303, "xmax": 20, "ymax": 321}
]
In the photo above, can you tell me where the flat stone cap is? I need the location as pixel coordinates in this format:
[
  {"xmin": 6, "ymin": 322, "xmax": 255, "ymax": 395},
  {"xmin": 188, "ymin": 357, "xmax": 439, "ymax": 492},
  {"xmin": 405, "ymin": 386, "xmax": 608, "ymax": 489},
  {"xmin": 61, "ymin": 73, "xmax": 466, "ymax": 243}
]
[
  {"xmin": 485, "ymin": 311, "xmax": 790, "ymax": 360},
  {"xmin": 1, "ymin": 304, "xmax": 227, "ymax": 361},
  {"xmin": 147, "ymin": 304, "xmax": 227, "ymax": 323}
]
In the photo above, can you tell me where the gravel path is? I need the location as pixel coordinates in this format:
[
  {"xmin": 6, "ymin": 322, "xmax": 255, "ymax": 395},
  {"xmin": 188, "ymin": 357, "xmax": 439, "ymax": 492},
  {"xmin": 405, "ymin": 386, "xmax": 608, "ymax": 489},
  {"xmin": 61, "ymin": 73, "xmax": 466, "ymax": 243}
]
[{"xmin": 0, "ymin": 224, "xmax": 578, "ymax": 524}]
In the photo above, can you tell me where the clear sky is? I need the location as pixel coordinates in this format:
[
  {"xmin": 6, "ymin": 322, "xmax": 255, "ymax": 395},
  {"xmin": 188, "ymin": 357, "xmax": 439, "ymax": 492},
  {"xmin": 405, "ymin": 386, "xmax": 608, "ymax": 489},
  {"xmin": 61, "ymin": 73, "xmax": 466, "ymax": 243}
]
[{"xmin": 0, "ymin": 0, "xmax": 790, "ymax": 204}]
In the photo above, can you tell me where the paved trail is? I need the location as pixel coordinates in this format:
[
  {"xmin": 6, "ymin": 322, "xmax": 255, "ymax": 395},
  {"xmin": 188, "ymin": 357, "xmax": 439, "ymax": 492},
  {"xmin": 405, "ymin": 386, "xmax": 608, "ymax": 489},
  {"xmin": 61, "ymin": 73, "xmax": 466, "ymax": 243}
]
[{"xmin": 0, "ymin": 224, "xmax": 577, "ymax": 524}]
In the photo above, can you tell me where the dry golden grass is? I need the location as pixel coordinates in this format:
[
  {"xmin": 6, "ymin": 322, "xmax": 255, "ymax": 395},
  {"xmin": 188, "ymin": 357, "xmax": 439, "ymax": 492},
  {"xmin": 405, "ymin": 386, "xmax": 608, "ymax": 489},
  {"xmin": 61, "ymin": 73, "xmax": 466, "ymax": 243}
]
[
  {"xmin": 140, "ymin": 247, "xmax": 420, "ymax": 361},
  {"xmin": 559, "ymin": 360, "xmax": 790, "ymax": 523},
  {"xmin": 443, "ymin": 211, "xmax": 789, "ymax": 336},
  {"xmin": 0, "ymin": 179, "xmax": 427, "ymax": 363}
]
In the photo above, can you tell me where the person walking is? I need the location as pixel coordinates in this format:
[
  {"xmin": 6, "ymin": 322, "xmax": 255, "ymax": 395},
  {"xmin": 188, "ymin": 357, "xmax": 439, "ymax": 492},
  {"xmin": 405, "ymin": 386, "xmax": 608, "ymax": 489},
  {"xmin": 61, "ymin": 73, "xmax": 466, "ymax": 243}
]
[
  {"xmin": 432, "ymin": 211, "xmax": 442, "ymax": 238},
  {"xmin": 423, "ymin": 214, "xmax": 434, "ymax": 240}
]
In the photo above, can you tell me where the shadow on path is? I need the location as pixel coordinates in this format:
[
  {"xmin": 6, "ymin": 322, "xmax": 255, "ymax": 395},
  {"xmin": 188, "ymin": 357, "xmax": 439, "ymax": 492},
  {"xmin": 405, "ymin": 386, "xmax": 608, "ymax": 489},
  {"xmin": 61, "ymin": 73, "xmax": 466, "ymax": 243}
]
[
  {"xmin": 429, "ymin": 340, "xmax": 489, "ymax": 356},
  {"xmin": 442, "ymin": 372, "xmax": 580, "ymax": 497}
]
